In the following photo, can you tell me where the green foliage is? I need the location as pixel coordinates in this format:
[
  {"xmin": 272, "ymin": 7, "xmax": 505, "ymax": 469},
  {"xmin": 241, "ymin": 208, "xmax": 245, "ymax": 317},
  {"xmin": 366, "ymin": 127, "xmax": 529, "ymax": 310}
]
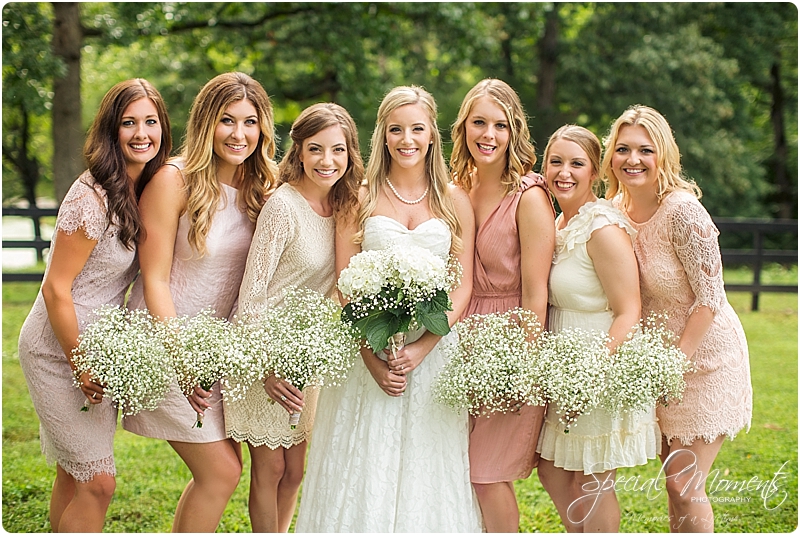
[{"xmin": 1, "ymin": 2, "xmax": 797, "ymax": 219}]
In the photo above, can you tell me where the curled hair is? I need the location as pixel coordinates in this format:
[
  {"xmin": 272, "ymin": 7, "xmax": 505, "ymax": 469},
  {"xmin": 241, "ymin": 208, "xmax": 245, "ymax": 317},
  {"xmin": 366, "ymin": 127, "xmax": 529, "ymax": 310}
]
[
  {"xmin": 181, "ymin": 72, "xmax": 279, "ymax": 255},
  {"xmin": 601, "ymin": 105, "xmax": 700, "ymax": 210},
  {"xmin": 357, "ymin": 86, "xmax": 462, "ymax": 253},
  {"xmin": 542, "ymin": 124, "xmax": 602, "ymax": 194},
  {"xmin": 450, "ymin": 78, "xmax": 536, "ymax": 195},
  {"xmin": 278, "ymin": 103, "xmax": 364, "ymax": 223},
  {"xmin": 84, "ymin": 78, "xmax": 172, "ymax": 250}
]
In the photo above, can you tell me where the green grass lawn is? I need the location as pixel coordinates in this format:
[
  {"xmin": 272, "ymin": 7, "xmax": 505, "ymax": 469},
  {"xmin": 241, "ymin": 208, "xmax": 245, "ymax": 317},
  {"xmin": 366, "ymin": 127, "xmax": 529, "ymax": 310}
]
[{"xmin": 3, "ymin": 265, "xmax": 797, "ymax": 532}]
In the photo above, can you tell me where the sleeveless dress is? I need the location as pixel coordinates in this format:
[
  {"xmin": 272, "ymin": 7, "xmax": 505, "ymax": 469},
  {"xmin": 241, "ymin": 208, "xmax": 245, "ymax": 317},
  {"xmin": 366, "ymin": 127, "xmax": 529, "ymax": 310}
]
[
  {"xmin": 295, "ymin": 216, "xmax": 483, "ymax": 532},
  {"xmin": 537, "ymin": 199, "xmax": 661, "ymax": 475},
  {"xmin": 467, "ymin": 174, "xmax": 550, "ymax": 484},
  {"xmin": 122, "ymin": 172, "xmax": 255, "ymax": 443},
  {"xmin": 224, "ymin": 183, "xmax": 334, "ymax": 448},
  {"xmin": 18, "ymin": 172, "xmax": 139, "ymax": 482},
  {"xmin": 624, "ymin": 191, "xmax": 752, "ymax": 445}
]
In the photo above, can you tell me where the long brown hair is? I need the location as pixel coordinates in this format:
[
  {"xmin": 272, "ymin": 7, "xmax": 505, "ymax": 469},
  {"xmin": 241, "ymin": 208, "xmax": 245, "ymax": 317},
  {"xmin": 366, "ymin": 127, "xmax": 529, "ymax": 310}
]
[
  {"xmin": 450, "ymin": 78, "xmax": 536, "ymax": 195},
  {"xmin": 278, "ymin": 103, "xmax": 364, "ymax": 223},
  {"xmin": 84, "ymin": 78, "xmax": 172, "ymax": 249},
  {"xmin": 181, "ymin": 72, "xmax": 279, "ymax": 255}
]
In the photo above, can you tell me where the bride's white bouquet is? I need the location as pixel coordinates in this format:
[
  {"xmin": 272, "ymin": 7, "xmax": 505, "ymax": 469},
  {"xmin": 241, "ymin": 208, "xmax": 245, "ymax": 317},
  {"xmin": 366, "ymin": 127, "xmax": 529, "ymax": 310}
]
[
  {"xmin": 601, "ymin": 313, "xmax": 692, "ymax": 416},
  {"xmin": 338, "ymin": 246, "xmax": 462, "ymax": 354},
  {"xmin": 251, "ymin": 287, "xmax": 360, "ymax": 428},
  {"xmin": 434, "ymin": 308, "xmax": 545, "ymax": 416},
  {"xmin": 164, "ymin": 308, "xmax": 240, "ymax": 428},
  {"xmin": 535, "ymin": 327, "xmax": 612, "ymax": 431},
  {"xmin": 73, "ymin": 305, "xmax": 172, "ymax": 416}
]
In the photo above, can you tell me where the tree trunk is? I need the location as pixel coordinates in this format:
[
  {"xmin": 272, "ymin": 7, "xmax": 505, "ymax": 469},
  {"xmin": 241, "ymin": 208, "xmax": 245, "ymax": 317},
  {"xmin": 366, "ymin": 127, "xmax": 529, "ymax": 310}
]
[
  {"xmin": 533, "ymin": 4, "xmax": 559, "ymax": 148},
  {"xmin": 51, "ymin": 2, "xmax": 83, "ymax": 203},
  {"xmin": 769, "ymin": 59, "xmax": 793, "ymax": 219}
]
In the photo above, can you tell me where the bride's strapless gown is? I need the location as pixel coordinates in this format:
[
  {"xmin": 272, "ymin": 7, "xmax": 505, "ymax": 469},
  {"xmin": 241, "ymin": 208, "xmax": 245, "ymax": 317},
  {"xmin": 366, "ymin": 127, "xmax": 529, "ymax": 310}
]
[{"xmin": 295, "ymin": 216, "xmax": 483, "ymax": 533}]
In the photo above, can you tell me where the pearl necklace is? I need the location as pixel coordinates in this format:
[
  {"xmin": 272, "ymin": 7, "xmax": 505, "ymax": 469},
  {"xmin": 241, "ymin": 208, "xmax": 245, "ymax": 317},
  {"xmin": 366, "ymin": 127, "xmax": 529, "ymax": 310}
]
[{"xmin": 385, "ymin": 176, "xmax": 430, "ymax": 205}]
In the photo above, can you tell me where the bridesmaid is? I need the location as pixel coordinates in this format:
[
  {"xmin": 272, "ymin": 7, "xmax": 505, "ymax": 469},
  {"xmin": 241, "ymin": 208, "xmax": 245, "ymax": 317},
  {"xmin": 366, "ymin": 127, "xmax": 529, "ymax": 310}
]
[
  {"xmin": 603, "ymin": 105, "xmax": 752, "ymax": 532},
  {"xmin": 450, "ymin": 78, "xmax": 554, "ymax": 533},
  {"xmin": 122, "ymin": 72, "xmax": 279, "ymax": 532},
  {"xmin": 17, "ymin": 79, "xmax": 171, "ymax": 532},
  {"xmin": 224, "ymin": 103, "xmax": 364, "ymax": 532},
  {"xmin": 537, "ymin": 125, "xmax": 660, "ymax": 532}
]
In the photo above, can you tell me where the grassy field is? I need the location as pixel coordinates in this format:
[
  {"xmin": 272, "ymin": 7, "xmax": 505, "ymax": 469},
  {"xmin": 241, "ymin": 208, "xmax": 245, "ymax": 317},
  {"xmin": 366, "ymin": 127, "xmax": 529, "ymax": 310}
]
[{"xmin": 2, "ymin": 264, "xmax": 797, "ymax": 532}]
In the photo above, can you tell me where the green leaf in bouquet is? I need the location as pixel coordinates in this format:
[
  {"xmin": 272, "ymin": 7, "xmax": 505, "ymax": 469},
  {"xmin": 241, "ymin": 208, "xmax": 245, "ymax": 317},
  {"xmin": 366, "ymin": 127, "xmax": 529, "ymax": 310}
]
[
  {"xmin": 429, "ymin": 289, "xmax": 453, "ymax": 313},
  {"xmin": 362, "ymin": 311, "xmax": 402, "ymax": 353},
  {"xmin": 417, "ymin": 309, "xmax": 450, "ymax": 336}
]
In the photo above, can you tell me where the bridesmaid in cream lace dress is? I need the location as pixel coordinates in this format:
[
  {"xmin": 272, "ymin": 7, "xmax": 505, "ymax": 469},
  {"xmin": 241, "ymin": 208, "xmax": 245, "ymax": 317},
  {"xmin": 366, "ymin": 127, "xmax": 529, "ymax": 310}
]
[
  {"xmin": 223, "ymin": 103, "xmax": 363, "ymax": 532},
  {"xmin": 450, "ymin": 78, "xmax": 554, "ymax": 533},
  {"xmin": 18, "ymin": 79, "xmax": 171, "ymax": 532},
  {"xmin": 121, "ymin": 73, "xmax": 279, "ymax": 532},
  {"xmin": 603, "ymin": 105, "xmax": 752, "ymax": 532}
]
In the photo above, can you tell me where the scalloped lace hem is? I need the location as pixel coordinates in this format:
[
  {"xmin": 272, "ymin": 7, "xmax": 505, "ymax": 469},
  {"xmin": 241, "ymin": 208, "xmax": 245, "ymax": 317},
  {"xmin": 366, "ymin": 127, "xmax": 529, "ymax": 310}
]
[{"xmin": 227, "ymin": 429, "xmax": 311, "ymax": 450}]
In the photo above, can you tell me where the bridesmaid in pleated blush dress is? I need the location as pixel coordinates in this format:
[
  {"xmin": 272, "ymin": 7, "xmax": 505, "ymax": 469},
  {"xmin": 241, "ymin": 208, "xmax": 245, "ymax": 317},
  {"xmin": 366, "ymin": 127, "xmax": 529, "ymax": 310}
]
[
  {"xmin": 450, "ymin": 78, "xmax": 555, "ymax": 533},
  {"xmin": 18, "ymin": 79, "xmax": 171, "ymax": 532},
  {"xmin": 121, "ymin": 72, "xmax": 279, "ymax": 532},
  {"xmin": 603, "ymin": 105, "xmax": 752, "ymax": 532}
]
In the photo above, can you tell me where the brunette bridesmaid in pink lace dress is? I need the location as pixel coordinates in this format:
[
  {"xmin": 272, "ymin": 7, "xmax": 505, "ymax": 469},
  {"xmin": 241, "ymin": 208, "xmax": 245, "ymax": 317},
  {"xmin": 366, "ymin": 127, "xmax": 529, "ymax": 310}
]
[
  {"xmin": 603, "ymin": 105, "xmax": 752, "ymax": 532},
  {"xmin": 121, "ymin": 73, "xmax": 278, "ymax": 532},
  {"xmin": 17, "ymin": 79, "xmax": 171, "ymax": 532},
  {"xmin": 450, "ymin": 79, "xmax": 555, "ymax": 533}
]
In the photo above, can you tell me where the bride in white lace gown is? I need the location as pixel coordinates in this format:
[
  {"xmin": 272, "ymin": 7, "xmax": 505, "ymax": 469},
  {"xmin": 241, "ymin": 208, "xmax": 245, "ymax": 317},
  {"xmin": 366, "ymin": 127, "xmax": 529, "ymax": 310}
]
[{"xmin": 296, "ymin": 86, "xmax": 483, "ymax": 532}]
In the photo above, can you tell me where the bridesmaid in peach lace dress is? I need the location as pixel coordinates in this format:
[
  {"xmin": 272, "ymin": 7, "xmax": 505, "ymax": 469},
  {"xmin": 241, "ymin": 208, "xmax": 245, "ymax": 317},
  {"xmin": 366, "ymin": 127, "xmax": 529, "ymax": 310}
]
[
  {"xmin": 450, "ymin": 79, "xmax": 555, "ymax": 532},
  {"xmin": 17, "ymin": 79, "xmax": 171, "ymax": 532},
  {"xmin": 603, "ymin": 105, "xmax": 752, "ymax": 532}
]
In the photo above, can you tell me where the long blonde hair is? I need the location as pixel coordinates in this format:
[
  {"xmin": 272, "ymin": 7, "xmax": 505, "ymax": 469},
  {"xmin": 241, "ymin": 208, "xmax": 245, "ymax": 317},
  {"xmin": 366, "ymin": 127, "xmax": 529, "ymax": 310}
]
[
  {"xmin": 181, "ymin": 72, "xmax": 279, "ymax": 255},
  {"xmin": 356, "ymin": 86, "xmax": 462, "ymax": 252},
  {"xmin": 601, "ymin": 105, "xmax": 700, "ymax": 210},
  {"xmin": 278, "ymin": 103, "xmax": 364, "ymax": 223},
  {"xmin": 450, "ymin": 78, "xmax": 536, "ymax": 195}
]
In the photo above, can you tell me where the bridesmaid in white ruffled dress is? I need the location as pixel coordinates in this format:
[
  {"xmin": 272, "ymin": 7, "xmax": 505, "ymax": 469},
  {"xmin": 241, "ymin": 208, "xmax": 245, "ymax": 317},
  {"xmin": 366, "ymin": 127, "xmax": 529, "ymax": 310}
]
[
  {"xmin": 223, "ymin": 103, "xmax": 364, "ymax": 532},
  {"xmin": 536, "ymin": 125, "xmax": 660, "ymax": 532},
  {"xmin": 296, "ymin": 86, "xmax": 483, "ymax": 532},
  {"xmin": 18, "ymin": 79, "xmax": 171, "ymax": 532},
  {"xmin": 121, "ymin": 72, "xmax": 279, "ymax": 532}
]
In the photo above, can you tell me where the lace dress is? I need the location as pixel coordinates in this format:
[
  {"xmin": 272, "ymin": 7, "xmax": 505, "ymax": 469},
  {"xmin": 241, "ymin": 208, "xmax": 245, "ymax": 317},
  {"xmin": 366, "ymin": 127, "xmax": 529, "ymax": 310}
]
[
  {"xmin": 537, "ymin": 199, "xmax": 661, "ymax": 474},
  {"xmin": 624, "ymin": 191, "xmax": 752, "ymax": 445},
  {"xmin": 295, "ymin": 216, "xmax": 483, "ymax": 532},
  {"xmin": 224, "ymin": 183, "xmax": 333, "ymax": 448},
  {"xmin": 122, "ymin": 177, "xmax": 255, "ymax": 443},
  {"xmin": 466, "ymin": 174, "xmax": 549, "ymax": 484},
  {"xmin": 18, "ymin": 173, "xmax": 139, "ymax": 482}
]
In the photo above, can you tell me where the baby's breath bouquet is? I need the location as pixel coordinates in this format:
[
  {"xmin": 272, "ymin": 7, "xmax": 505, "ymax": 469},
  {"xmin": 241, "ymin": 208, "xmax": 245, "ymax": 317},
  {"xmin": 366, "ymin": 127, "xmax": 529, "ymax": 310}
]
[
  {"xmin": 339, "ymin": 246, "xmax": 462, "ymax": 355},
  {"xmin": 219, "ymin": 315, "xmax": 272, "ymax": 403},
  {"xmin": 601, "ymin": 313, "xmax": 693, "ymax": 416},
  {"xmin": 72, "ymin": 305, "xmax": 172, "ymax": 416},
  {"xmin": 257, "ymin": 287, "xmax": 360, "ymax": 428},
  {"xmin": 536, "ymin": 328, "xmax": 612, "ymax": 431},
  {"xmin": 435, "ymin": 308, "xmax": 545, "ymax": 416},
  {"xmin": 164, "ymin": 308, "xmax": 237, "ymax": 428}
]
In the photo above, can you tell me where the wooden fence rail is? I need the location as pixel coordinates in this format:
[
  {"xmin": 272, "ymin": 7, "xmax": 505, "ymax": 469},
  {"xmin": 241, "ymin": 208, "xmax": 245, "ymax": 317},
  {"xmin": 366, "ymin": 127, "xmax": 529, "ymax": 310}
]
[{"xmin": 3, "ymin": 208, "xmax": 797, "ymax": 310}]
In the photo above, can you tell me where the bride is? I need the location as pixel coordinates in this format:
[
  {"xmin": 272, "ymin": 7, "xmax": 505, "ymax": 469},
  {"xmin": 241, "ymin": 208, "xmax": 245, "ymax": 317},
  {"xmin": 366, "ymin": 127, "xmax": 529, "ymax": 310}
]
[{"xmin": 295, "ymin": 86, "xmax": 483, "ymax": 532}]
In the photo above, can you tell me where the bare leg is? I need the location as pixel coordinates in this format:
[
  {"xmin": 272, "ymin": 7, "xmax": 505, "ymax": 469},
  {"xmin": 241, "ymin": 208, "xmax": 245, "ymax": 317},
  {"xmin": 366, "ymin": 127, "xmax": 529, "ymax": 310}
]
[
  {"xmin": 248, "ymin": 441, "xmax": 308, "ymax": 533},
  {"xmin": 538, "ymin": 460, "xmax": 582, "ymax": 533},
  {"xmin": 472, "ymin": 481, "xmax": 520, "ymax": 532},
  {"xmin": 169, "ymin": 439, "xmax": 242, "ymax": 533},
  {"xmin": 51, "ymin": 465, "xmax": 115, "ymax": 532},
  {"xmin": 660, "ymin": 435, "xmax": 725, "ymax": 533}
]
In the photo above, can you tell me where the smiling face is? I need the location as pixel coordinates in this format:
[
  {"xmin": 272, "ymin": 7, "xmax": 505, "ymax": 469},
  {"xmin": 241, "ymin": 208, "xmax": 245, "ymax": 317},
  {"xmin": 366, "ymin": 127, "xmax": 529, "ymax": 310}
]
[
  {"xmin": 464, "ymin": 96, "xmax": 510, "ymax": 170},
  {"xmin": 544, "ymin": 138, "xmax": 597, "ymax": 211},
  {"xmin": 213, "ymin": 98, "xmax": 260, "ymax": 173},
  {"xmin": 299, "ymin": 124, "xmax": 349, "ymax": 193},
  {"xmin": 610, "ymin": 124, "xmax": 659, "ymax": 195},
  {"xmin": 384, "ymin": 103, "xmax": 432, "ymax": 172},
  {"xmin": 118, "ymin": 97, "xmax": 162, "ymax": 179}
]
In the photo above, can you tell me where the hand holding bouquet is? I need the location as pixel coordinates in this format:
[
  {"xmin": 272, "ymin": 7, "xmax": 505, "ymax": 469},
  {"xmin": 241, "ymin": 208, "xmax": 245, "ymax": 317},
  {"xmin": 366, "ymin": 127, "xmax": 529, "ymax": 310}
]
[
  {"xmin": 338, "ymin": 246, "xmax": 462, "ymax": 354},
  {"xmin": 73, "ymin": 305, "xmax": 172, "ymax": 416},
  {"xmin": 435, "ymin": 308, "xmax": 545, "ymax": 416},
  {"xmin": 254, "ymin": 287, "xmax": 360, "ymax": 428}
]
